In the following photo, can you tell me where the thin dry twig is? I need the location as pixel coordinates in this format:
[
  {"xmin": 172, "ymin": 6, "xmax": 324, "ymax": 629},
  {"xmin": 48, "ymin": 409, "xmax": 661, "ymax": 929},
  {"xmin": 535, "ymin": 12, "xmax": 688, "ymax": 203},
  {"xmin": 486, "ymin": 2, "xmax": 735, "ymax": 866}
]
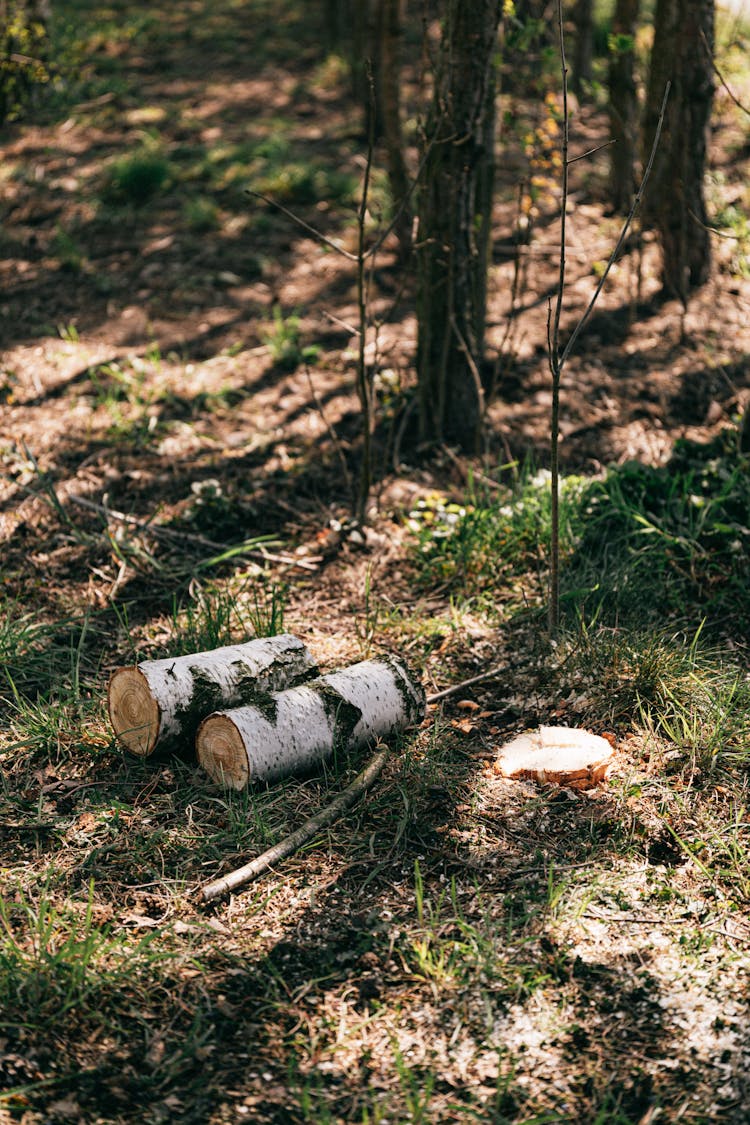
[
  {"xmin": 567, "ymin": 138, "xmax": 616, "ymax": 165},
  {"xmin": 426, "ymin": 665, "xmax": 506, "ymax": 704},
  {"xmin": 201, "ymin": 746, "xmax": 390, "ymax": 901},
  {"xmin": 559, "ymin": 80, "xmax": 671, "ymax": 369},
  {"xmin": 303, "ymin": 363, "xmax": 353, "ymax": 500},
  {"xmin": 700, "ymin": 27, "xmax": 750, "ymax": 118},
  {"xmin": 66, "ymin": 492, "xmax": 320, "ymax": 571}
]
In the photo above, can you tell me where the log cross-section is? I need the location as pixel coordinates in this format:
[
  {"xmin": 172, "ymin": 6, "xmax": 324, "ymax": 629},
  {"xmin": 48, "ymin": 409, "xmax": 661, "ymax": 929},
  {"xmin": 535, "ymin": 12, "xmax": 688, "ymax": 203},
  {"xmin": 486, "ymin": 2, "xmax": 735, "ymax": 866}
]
[
  {"xmin": 107, "ymin": 635, "xmax": 318, "ymax": 756},
  {"xmin": 196, "ymin": 656, "xmax": 425, "ymax": 788}
]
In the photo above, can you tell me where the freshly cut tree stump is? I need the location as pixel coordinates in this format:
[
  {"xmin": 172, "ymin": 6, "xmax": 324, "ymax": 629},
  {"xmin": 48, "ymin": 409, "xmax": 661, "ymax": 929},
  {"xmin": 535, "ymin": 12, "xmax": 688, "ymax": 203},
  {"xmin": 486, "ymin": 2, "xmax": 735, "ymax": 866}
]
[
  {"xmin": 108, "ymin": 635, "xmax": 317, "ymax": 756},
  {"xmin": 196, "ymin": 656, "xmax": 425, "ymax": 788},
  {"xmin": 494, "ymin": 726, "xmax": 614, "ymax": 790}
]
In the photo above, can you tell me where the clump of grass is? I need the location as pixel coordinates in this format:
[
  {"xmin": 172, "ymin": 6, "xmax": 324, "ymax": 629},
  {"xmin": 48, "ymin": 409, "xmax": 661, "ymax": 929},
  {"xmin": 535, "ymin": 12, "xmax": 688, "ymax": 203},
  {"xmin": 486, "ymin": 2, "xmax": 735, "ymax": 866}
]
[
  {"xmin": 570, "ymin": 432, "xmax": 750, "ymax": 629},
  {"xmin": 254, "ymin": 162, "xmax": 355, "ymax": 206},
  {"xmin": 407, "ymin": 468, "xmax": 587, "ymax": 601},
  {"xmin": 0, "ymin": 881, "xmax": 171, "ymax": 1029},
  {"xmin": 162, "ymin": 580, "xmax": 286, "ymax": 658},
  {"xmin": 52, "ymin": 226, "xmax": 84, "ymax": 272},
  {"xmin": 101, "ymin": 147, "xmax": 172, "ymax": 205},
  {"xmin": 183, "ymin": 195, "xmax": 221, "ymax": 232},
  {"xmin": 409, "ymin": 433, "xmax": 750, "ymax": 633},
  {"xmin": 261, "ymin": 306, "xmax": 320, "ymax": 372},
  {"xmin": 536, "ymin": 619, "xmax": 750, "ymax": 779}
]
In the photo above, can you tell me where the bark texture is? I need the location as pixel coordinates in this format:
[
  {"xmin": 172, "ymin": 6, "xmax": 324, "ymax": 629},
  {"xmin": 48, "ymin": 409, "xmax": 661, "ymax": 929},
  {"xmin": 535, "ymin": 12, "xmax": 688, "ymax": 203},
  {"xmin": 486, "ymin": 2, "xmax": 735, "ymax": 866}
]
[
  {"xmin": 416, "ymin": 0, "xmax": 500, "ymax": 451},
  {"xmin": 571, "ymin": 0, "xmax": 594, "ymax": 95},
  {"xmin": 375, "ymin": 0, "xmax": 411, "ymax": 257},
  {"xmin": 108, "ymin": 635, "xmax": 317, "ymax": 756},
  {"xmin": 608, "ymin": 0, "xmax": 640, "ymax": 212},
  {"xmin": 642, "ymin": 0, "xmax": 714, "ymax": 301},
  {"xmin": 197, "ymin": 657, "xmax": 425, "ymax": 788}
]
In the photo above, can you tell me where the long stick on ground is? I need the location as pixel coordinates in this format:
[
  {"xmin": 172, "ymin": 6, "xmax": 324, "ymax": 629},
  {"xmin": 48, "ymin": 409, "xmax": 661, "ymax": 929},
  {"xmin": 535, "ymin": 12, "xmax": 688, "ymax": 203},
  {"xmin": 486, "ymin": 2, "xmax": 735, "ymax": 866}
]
[
  {"xmin": 201, "ymin": 746, "xmax": 390, "ymax": 902},
  {"xmin": 199, "ymin": 664, "xmax": 508, "ymax": 901}
]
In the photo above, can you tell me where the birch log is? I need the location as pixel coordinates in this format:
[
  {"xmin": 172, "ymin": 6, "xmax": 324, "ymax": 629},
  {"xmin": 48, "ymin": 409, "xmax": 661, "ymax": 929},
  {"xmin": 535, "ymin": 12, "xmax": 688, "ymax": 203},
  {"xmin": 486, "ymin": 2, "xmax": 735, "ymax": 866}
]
[
  {"xmin": 108, "ymin": 635, "xmax": 317, "ymax": 756},
  {"xmin": 196, "ymin": 657, "xmax": 425, "ymax": 788}
]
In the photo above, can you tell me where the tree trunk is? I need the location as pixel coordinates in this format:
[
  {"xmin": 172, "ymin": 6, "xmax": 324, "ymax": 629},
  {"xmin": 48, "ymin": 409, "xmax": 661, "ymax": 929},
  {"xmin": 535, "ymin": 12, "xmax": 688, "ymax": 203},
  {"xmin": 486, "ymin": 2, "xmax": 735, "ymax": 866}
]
[
  {"xmin": 197, "ymin": 657, "xmax": 425, "ymax": 788},
  {"xmin": 375, "ymin": 0, "xmax": 412, "ymax": 257},
  {"xmin": 608, "ymin": 0, "xmax": 640, "ymax": 212},
  {"xmin": 416, "ymin": 0, "xmax": 500, "ymax": 451},
  {"xmin": 324, "ymin": 0, "xmax": 348, "ymax": 49},
  {"xmin": 108, "ymin": 636, "xmax": 317, "ymax": 756},
  {"xmin": 352, "ymin": 0, "xmax": 383, "ymax": 138},
  {"xmin": 642, "ymin": 0, "xmax": 714, "ymax": 301},
  {"xmin": 570, "ymin": 0, "xmax": 594, "ymax": 95}
]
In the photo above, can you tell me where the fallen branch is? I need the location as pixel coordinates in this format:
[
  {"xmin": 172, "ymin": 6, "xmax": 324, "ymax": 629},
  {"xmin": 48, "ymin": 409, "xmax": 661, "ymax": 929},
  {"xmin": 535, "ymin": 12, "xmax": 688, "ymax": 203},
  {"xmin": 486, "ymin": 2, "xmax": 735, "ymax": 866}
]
[
  {"xmin": 67, "ymin": 493, "xmax": 320, "ymax": 571},
  {"xmin": 425, "ymin": 665, "xmax": 507, "ymax": 704},
  {"xmin": 201, "ymin": 746, "xmax": 390, "ymax": 901}
]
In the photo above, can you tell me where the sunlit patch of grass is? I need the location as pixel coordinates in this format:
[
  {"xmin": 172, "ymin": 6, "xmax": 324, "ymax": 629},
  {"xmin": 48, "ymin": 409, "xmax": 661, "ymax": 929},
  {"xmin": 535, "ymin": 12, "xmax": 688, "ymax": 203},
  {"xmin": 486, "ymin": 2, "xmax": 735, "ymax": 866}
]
[
  {"xmin": 182, "ymin": 195, "xmax": 221, "ymax": 232},
  {"xmin": 409, "ymin": 433, "xmax": 750, "ymax": 634},
  {"xmin": 407, "ymin": 467, "xmax": 586, "ymax": 604},
  {"xmin": 261, "ymin": 306, "xmax": 321, "ymax": 372}
]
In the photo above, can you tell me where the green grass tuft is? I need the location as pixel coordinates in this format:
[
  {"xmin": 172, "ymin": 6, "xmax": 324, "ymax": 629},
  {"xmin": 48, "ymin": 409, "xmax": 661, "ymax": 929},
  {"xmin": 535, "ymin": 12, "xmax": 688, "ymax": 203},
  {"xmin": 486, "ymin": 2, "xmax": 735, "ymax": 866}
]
[{"xmin": 101, "ymin": 149, "xmax": 172, "ymax": 206}]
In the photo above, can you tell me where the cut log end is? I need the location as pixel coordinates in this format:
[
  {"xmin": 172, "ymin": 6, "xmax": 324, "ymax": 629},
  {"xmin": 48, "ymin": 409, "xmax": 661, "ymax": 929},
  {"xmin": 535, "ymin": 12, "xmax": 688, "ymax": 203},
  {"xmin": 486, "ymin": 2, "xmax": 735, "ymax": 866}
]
[
  {"xmin": 197, "ymin": 713, "xmax": 249, "ymax": 790},
  {"xmin": 494, "ymin": 726, "xmax": 614, "ymax": 791},
  {"xmin": 108, "ymin": 667, "xmax": 161, "ymax": 756}
]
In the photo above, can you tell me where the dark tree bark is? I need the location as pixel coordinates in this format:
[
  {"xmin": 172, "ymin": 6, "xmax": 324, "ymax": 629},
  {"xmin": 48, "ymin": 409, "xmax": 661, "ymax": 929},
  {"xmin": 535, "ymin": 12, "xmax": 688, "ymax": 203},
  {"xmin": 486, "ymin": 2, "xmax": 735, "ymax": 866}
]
[
  {"xmin": 642, "ymin": 0, "xmax": 714, "ymax": 301},
  {"xmin": 415, "ymin": 0, "xmax": 500, "ymax": 451},
  {"xmin": 374, "ymin": 0, "xmax": 412, "ymax": 257},
  {"xmin": 324, "ymin": 0, "xmax": 348, "ymax": 49},
  {"xmin": 608, "ymin": 0, "xmax": 640, "ymax": 211},
  {"xmin": 570, "ymin": 0, "xmax": 594, "ymax": 95},
  {"xmin": 344, "ymin": 0, "xmax": 411, "ymax": 256}
]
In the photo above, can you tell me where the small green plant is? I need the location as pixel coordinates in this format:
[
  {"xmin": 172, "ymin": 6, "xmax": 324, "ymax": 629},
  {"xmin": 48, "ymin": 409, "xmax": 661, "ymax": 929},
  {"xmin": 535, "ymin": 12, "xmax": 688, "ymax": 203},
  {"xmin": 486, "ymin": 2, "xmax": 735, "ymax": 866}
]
[
  {"xmin": 391, "ymin": 1039, "xmax": 435, "ymax": 1125},
  {"xmin": 52, "ymin": 227, "xmax": 84, "ymax": 272},
  {"xmin": 57, "ymin": 322, "xmax": 79, "ymax": 343},
  {"xmin": 261, "ymin": 306, "xmax": 320, "ymax": 371},
  {"xmin": 243, "ymin": 581, "xmax": 286, "ymax": 637},
  {"xmin": 0, "ymin": 2, "xmax": 50, "ymax": 125},
  {"xmin": 101, "ymin": 148, "xmax": 172, "ymax": 205},
  {"xmin": 408, "ymin": 469, "xmax": 586, "ymax": 601},
  {"xmin": 183, "ymin": 195, "xmax": 221, "ymax": 232}
]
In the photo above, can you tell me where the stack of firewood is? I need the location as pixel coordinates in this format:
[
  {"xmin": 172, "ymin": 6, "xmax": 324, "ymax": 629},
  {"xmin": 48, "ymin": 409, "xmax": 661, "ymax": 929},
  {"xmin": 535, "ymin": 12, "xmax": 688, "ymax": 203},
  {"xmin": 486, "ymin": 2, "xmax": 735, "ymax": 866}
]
[{"xmin": 108, "ymin": 634, "xmax": 425, "ymax": 789}]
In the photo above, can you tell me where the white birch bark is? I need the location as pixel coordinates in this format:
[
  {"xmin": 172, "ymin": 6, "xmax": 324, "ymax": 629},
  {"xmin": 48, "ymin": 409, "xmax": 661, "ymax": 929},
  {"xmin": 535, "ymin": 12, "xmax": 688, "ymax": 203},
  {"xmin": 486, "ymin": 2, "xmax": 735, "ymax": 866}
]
[
  {"xmin": 196, "ymin": 656, "xmax": 425, "ymax": 788},
  {"xmin": 108, "ymin": 635, "xmax": 317, "ymax": 756}
]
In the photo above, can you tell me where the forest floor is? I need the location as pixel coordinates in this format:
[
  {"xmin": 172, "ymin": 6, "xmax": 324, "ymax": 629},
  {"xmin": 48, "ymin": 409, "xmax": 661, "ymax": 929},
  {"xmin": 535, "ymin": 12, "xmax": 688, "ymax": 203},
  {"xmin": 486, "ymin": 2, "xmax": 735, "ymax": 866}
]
[{"xmin": 2, "ymin": 2, "xmax": 750, "ymax": 1122}]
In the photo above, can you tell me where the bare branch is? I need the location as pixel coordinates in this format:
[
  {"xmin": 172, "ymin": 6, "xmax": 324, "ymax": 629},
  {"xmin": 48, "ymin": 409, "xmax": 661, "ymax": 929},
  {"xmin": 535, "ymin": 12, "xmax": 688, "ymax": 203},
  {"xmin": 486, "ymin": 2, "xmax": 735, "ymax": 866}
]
[
  {"xmin": 700, "ymin": 28, "xmax": 750, "ymax": 118},
  {"xmin": 201, "ymin": 747, "xmax": 390, "ymax": 901},
  {"xmin": 65, "ymin": 492, "xmax": 320, "ymax": 571},
  {"xmin": 567, "ymin": 138, "xmax": 616, "ymax": 165},
  {"xmin": 246, "ymin": 189, "xmax": 358, "ymax": 262},
  {"xmin": 559, "ymin": 81, "xmax": 671, "ymax": 369}
]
